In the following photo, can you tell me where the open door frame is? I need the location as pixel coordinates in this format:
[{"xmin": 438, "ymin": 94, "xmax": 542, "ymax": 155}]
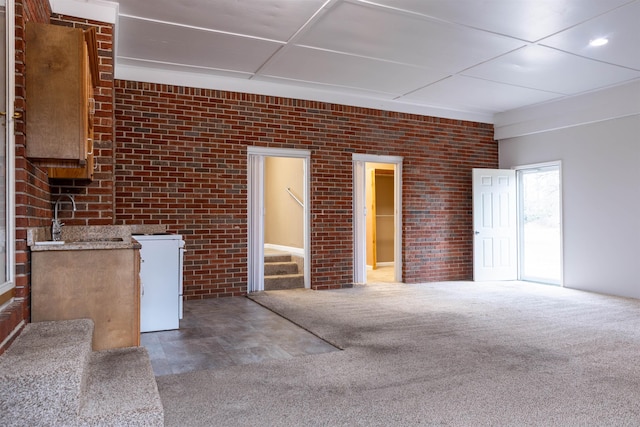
[
  {"xmin": 514, "ymin": 161, "xmax": 564, "ymax": 285},
  {"xmin": 247, "ymin": 146, "xmax": 311, "ymax": 292},
  {"xmin": 353, "ymin": 154, "xmax": 403, "ymax": 284},
  {"xmin": 370, "ymin": 169, "xmax": 377, "ymax": 271},
  {"xmin": 473, "ymin": 166, "xmax": 564, "ymax": 284}
]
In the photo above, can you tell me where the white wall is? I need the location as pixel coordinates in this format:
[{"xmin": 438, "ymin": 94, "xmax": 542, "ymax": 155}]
[
  {"xmin": 495, "ymin": 80, "xmax": 640, "ymax": 139},
  {"xmin": 499, "ymin": 114, "xmax": 640, "ymax": 298},
  {"xmin": 264, "ymin": 157, "xmax": 304, "ymax": 249}
]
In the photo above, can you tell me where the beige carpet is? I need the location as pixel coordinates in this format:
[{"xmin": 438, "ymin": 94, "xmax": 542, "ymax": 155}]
[{"xmin": 157, "ymin": 281, "xmax": 640, "ymax": 426}]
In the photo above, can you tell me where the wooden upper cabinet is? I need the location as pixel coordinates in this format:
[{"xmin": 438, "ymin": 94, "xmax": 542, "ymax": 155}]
[
  {"xmin": 25, "ymin": 22, "xmax": 97, "ymax": 178},
  {"xmin": 48, "ymin": 37, "xmax": 96, "ymax": 180}
]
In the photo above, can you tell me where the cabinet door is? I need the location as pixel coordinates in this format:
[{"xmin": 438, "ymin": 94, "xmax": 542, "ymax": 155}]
[
  {"xmin": 47, "ymin": 30, "xmax": 96, "ymax": 180},
  {"xmin": 140, "ymin": 240, "xmax": 181, "ymax": 332},
  {"xmin": 26, "ymin": 22, "xmax": 88, "ymax": 166},
  {"xmin": 32, "ymin": 248, "xmax": 141, "ymax": 350}
]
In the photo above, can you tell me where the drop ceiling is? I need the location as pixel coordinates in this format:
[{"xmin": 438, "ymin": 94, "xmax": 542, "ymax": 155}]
[{"xmin": 63, "ymin": 0, "xmax": 640, "ymax": 123}]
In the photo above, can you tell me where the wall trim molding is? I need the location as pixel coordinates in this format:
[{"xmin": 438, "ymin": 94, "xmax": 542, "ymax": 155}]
[
  {"xmin": 264, "ymin": 243, "xmax": 304, "ymax": 256},
  {"xmin": 495, "ymin": 80, "xmax": 640, "ymax": 140},
  {"xmin": 116, "ymin": 63, "xmax": 495, "ymax": 125},
  {"xmin": 49, "ymin": 0, "xmax": 118, "ymax": 24},
  {"xmin": 0, "ymin": 319, "xmax": 24, "ymax": 352}
]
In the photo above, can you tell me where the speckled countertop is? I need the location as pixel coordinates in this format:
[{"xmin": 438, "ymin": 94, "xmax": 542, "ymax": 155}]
[{"xmin": 28, "ymin": 225, "xmax": 167, "ymax": 251}]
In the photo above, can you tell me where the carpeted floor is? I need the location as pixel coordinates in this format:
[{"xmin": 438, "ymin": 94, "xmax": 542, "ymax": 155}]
[{"xmin": 157, "ymin": 281, "xmax": 640, "ymax": 426}]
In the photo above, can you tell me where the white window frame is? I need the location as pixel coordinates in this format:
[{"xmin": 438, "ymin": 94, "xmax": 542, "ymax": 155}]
[
  {"xmin": 514, "ymin": 161, "xmax": 563, "ymax": 286},
  {"xmin": 0, "ymin": 0, "xmax": 16, "ymax": 302}
]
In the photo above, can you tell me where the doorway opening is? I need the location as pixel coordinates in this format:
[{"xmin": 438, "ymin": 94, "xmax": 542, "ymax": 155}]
[
  {"xmin": 516, "ymin": 163, "xmax": 562, "ymax": 285},
  {"xmin": 366, "ymin": 164, "xmax": 395, "ymax": 283},
  {"xmin": 247, "ymin": 147, "xmax": 310, "ymax": 292},
  {"xmin": 353, "ymin": 154, "xmax": 403, "ymax": 284},
  {"xmin": 472, "ymin": 163, "xmax": 563, "ymax": 285}
]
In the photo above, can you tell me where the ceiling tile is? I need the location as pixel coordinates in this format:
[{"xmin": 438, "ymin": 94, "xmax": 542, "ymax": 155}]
[
  {"xmin": 365, "ymin": 0, "xmax": 634, "ymax": 42},
  {"xmin": 116, "ymin": 57, "xmax": 253, "ymax": 80},
  {"xmin": 117, "ymin": 0, "xmax": 326, "ymax": 41},
  {"xmin": 252, "ymin": 75, "xmax": 398, "ymax": 100},
  {"xmin": 401, "ymin": 75, "xmax": 564, "ymax": 113},
  {"xmin": 463, "ymin": 45, "xmax": 640, "ymax": 94},
  {"xmin": 260, "ymin": 46, "xmax": 449, "ymax": 95},
  {"xmin": 103, "ymin": 0, "xmax": 640, "ymax": 121},
  {"xmin": 117, "ymin": 16, "xmax": 283, "ymax": 73},
  {"xmin": 296, "ymin": 1, "xmax": 525, "ymax": 72},
  {"xmin": 540, "ymin": 0, "xmax": 640, "ymax": 70}
]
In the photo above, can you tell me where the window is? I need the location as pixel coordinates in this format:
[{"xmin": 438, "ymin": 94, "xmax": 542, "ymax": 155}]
[
  {"xmin": 517, "ymin": 164, "xmax": 562, "ymax": 284},
  {"xmin": 0, "ymin": 0, "xmax": 15, "ymax": 305}
]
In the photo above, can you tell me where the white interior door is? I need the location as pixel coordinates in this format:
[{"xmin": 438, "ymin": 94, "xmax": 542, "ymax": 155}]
[{"xmin": 473, "ymin": 168, "xmax": 517, "ymax": 281}]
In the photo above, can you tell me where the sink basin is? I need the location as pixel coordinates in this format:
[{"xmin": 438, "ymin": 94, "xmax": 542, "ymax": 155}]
[{"xmin": 28, "ymin": 226, "xmax": 137, "ymax": 252}]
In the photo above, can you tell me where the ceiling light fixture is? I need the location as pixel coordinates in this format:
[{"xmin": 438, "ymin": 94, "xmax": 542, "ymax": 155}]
[{"xmin": 589, "ymin": 37, "xmax": 609, "ymax": 47}]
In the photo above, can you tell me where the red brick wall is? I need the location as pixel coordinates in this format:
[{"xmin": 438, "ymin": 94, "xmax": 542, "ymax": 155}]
[
  {"xmin": 1, "ymin": 0, "xmax": 52, "ymax": 355},
  {"xmin": 48, "ymin": 14, "xmax": 115, "ymax": 225},
  {"xmin": 22, "ymin": 0, "xmax": 49, "ymax": 22},
  {"xmin": 114, "ymin": 82, "xmax": 497, "ymax": 299}
]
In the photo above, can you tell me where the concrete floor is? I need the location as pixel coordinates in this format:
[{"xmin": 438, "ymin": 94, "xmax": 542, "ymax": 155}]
[
  {"xmin": 141, "ymin": 297, "xmax": 339, "ymax": 376},
  {"xmin": 142, "ymin": 260, "xmax": 396, "ymax": 377}
]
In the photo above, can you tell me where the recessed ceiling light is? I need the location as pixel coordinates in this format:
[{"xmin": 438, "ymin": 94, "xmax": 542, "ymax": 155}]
[{"xmin": 589, "ymin": 38, "xmax": 609, "ymax": 47}]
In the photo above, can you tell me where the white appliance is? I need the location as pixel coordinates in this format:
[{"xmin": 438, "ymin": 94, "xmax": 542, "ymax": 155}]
[{"xmin": 136, "ymin": 234, "xmax": 185, "ymax": 333}]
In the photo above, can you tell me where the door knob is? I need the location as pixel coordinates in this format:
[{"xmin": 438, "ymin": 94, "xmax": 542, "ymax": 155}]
[{"xmin": 0, "ymin": 111, "xmax": 22, "ymax": 119}]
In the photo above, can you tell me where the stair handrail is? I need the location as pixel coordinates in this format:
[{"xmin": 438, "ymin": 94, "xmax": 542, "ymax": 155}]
[{"xmin": 286, "ymin": 187, "xmax": 304, "ymax": 208}]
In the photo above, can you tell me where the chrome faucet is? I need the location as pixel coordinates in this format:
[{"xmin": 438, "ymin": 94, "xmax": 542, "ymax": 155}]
[{"xmin": 52, "ymin": 195, "xmax": 77, "ymax": 241}]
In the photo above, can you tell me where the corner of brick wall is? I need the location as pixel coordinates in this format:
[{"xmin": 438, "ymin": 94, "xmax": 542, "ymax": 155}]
[
  {"xmin": 1, "ymin": 3, "xmax": 116, "ymax": 354},
  {"xmin": 0, "ymin": 0, "xmax": 54, "ymax": 354}
]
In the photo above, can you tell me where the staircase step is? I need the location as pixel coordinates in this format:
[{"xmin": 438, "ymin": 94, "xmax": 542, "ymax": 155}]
[
  {"xmin": 0, "ymin": 319, "xmax": 94, "ymax": 426},
  {"xmin": 264, "ymin": 254, "xmax": 291, "ymax": 263},
  {"xmin": 264, "ymin": 273, "xmax": 305, "ymax": 290},
  {"xmin": 264, "ymin": 261, "xmax": 299, "ymax": 276},
  {"xmin": 78, "ymin": 347, "xmax": 164, "ymax": 426},
  {"xmin": 0, "ymin": 319, "xmax": 164, "ymax": 427}
]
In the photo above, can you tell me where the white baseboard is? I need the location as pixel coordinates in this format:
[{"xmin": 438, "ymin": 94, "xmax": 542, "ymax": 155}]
[
  {"xmin": 264, "ymin": 243, "xmax": 304, "ymax": 256},
  {"xmin": 367, "ymin": 262, "xmax": 394, "ymax": 270}
]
